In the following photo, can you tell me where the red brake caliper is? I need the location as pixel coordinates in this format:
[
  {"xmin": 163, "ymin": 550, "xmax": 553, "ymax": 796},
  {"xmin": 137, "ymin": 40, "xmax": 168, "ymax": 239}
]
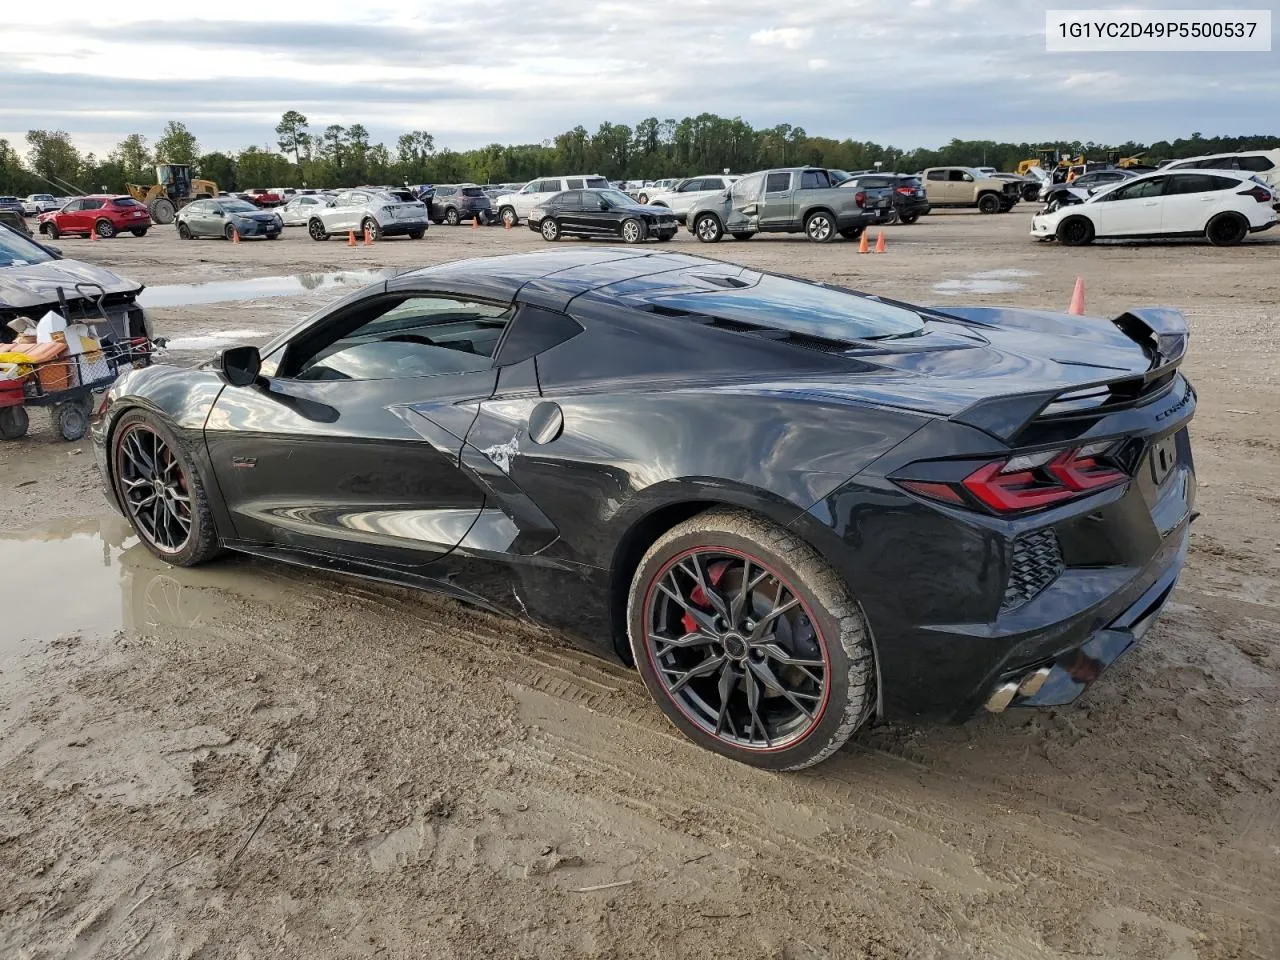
[{"xmin": 681, "ymin": 560, "xmax": 731, "ymax": 634}]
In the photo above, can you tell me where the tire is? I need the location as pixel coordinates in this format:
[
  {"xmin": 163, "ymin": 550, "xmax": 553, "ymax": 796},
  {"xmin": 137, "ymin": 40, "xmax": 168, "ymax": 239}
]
[
  {"xmin": 149, "ymin": 198, "xmax": 176, "ymax": 225},
  {"xmin": 1206, "ymin": 213, "xmax": 1248, "ymax": 247},
  {"xmin": 977, "ymin": 193, "xmax": 1001, "ymax": 215},
  {"xmin": 804, "ymin": 210, "xmax": 836, "ymax": 243},
  {"xmin": 431, "ymin": 218, "xmax": 444, "ymax": 225},
  {"xmin": 44, "ymin": 223, "xmax": 61, "ymax": 240},
  {"xmin": 500, "ymin": 206, "xmax": 517, "ymax": 228},
  {"xmin": 627, "ymin": 508, "xmax": 875, "ymax": 771},
  {"xmin": 620, "ymin": 218, "xmax": 647, "ymax": 244},
  {"xmin": 408, "ymin": 229, "xmax": 425, "ymax": 240},
  {"xmin": 94, "ymin": 218, "xmax": 116, "ymax": 239},
  {"xmin": 111, "ymin": 411, "xmax": 222, "ymax": 567},
  {"xmin": 540, "ymin": 218, "xmax": 560, "ymax": 242},
  {"xmin": 445, "ymin": 207, "xmax": 460, "ymax": 226},
  {"xmin": 267, "ymin": 233, "xmax": 279, "ymax": 240},
  {"xmin": 308, "ymin": 218, "xmax": 329, "ymax": 241},
  {"xmin": 693, "ymin": 213, "xmax": 723, "ymax": 243},
  {"xmin": 1057, "ymin": 216, "xmax": 1095, "ymax": 246},
  {"xmin": 838, "ymin": 226, "xmax": 864, "ymax": 240},
  {"xmin": 656, "ymin": 233, "xmax": 673, "ymax": 241},
  {"xmin": 224, "ymin": 223, "xmax": 237, "ymax": 241},
  {"xmin": 177, "ymin": 222, "xmax": 192, "ymax": 239},
  {"xmin": 52, "ymin": 397, "xmax": 92, "ymax": 441},
  {"xmin": 131, "ymin": 227, "xmax": 148, "ymax": 237},
  {"xmin": 899, "ymin": 214, "xmax": 919, "ymax": 225},
  {"xmin": 0, "ymin": 405, "xmax": 28, "ymax": 440},
  {"xmin": 731, "ymin": 232, "xmax": 755, "ymax": 241},
  {"xmin": 361, "ymin": 217, "xmax": 382, "ymax": 242}
]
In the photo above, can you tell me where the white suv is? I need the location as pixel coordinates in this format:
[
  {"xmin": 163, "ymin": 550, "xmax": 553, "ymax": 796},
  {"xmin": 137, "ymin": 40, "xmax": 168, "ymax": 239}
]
[
  {"xmin": 644, "ymin": 175, "xmax": 740, "ymax": 224},
  {"xmin": 306, "ymin": 187, "xmax": 429, "ymax": 242},
  {"xmin": 1162, "ymin": 150, "xmax": 1280, "ymax": 200},
  {"xmin": 495, "ymin": 175, "xmax": 610, "ymax": 227}
]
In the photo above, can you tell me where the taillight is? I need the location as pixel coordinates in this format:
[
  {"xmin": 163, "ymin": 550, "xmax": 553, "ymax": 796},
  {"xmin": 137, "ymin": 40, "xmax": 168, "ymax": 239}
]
[
  {"xmin": 896, "ymin": 186, "xmax": 913, "ymax": 195},
  {"xmin": 896, "ymin": 443, "xmax": 1127, "ymax": 514},
  {"xmin": 854, "ymin": 191, "xmax": 867, "ymax": 207},
  {"xmin": 1238, "ymin": 185, "xmax": 1274, "ymax": 203}
]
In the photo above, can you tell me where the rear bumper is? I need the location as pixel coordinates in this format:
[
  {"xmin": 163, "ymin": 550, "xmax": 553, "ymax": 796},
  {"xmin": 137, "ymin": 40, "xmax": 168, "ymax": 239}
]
[{"xmin": 378, "ymin": 220, "xmax": 429, "ymax": 236}]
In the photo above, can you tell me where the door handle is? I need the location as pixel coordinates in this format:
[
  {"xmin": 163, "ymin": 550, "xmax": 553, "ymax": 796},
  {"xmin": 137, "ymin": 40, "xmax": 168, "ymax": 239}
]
[{"xmin": 1142, "ymin": 201, "xmax": 1158, "ymax": 206}]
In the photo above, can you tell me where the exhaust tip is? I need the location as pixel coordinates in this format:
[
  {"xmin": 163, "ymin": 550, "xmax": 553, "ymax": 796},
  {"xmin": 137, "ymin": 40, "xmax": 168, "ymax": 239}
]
[
  {"xmin": 1017, "ymin": 666, "xmax": 1053, "ymax": 699},
  {"xmin": 984, "ymin": 681, "xmax": 1020, "ymax": 714}
]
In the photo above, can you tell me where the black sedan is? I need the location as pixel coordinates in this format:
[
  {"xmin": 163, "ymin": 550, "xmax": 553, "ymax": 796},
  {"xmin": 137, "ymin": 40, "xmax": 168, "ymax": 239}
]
[
  {"xmin": 91, "ymin": 250, "xmax": 1197, "ymax": 770},
  {"xmin": 529, "ymin": 189, "xmax": 679, "ymax": 243},
  {"xmin": 176, "ymin": 197, "xmax": 283, "ymax": 240}
]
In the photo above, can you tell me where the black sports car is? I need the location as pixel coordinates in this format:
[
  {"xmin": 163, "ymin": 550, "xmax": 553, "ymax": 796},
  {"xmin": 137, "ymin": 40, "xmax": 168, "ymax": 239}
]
[
  {"xmin": 529, "ymin": 188, "xmax": 679, "ymax": 243},
  {"xmin": 92, "ymin": 249, "xmax": 1197, "ymax": 770}
]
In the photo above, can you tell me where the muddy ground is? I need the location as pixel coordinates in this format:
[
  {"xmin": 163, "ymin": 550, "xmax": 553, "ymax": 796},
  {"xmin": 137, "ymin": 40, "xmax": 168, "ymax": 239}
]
[{"xmin": 1, "ymin": 214, "xmax": 1278, "ymax": 960}]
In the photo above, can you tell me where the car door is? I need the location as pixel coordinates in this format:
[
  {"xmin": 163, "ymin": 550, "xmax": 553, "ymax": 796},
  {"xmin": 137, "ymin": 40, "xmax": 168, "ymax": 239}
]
[
  {"xmin": 56, "ymin": 199, "xmax": 84, "ymax": 232},
  {"xmin": 322, "ymin": 192, "xmax": 353, "ymax": 231},
  {"xmin": 668, "ymin": 178, "xmax": 705, "ymax": 218},
  {"xmin": 1086, "ymin": 176, "xmax": 1167, "ymax": 235},
  {"xmin": 758, "ymin": 171, "xmax": 795, "ymax": 229},
  {"xmin": 1159, "ymin": 173, "xmax": 1236, "ymax": 233},
  {"xmin": 205, "ymin": 290, "xmax": 515, "ymax": 571},
  {"xmin": 557, "ymin": 191, "xmax": 591, "ymax": 235},
  {"xmin": 722, "ymin": 172, "xmax": 765, "ymax": 233},
  {"xmin": 924, "ymin": 169, "xmax": 948, "ymax": 204},
  {"xmin": 946, "ymin": 169, "xmax": 972, "ymax": 203}
]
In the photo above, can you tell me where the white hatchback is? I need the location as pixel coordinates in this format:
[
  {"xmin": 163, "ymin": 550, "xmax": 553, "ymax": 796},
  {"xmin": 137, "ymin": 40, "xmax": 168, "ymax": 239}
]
[{"xmin": 1031, "ymin": 169, "xmax": 1277, "ymax": 247}]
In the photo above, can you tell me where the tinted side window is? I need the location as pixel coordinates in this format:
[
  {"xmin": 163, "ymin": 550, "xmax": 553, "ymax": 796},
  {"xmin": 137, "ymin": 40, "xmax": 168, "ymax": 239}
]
[
  {"xmin": 702, "ymin": 178, "xmax": 725, "ymax": 191},
  {"xmin": 800, "ymin": 170, "xmax": 830, "ymax": 189},
  {"xmin": 83, "ymin": 199, "xmax": 106, "ymax": 210},
  {"xmin": 926, "ymin": 170, "xmax": 946, "ymax": 181},
  {"xmin": 539, "ymin": 180, "xmax": 563, "ymax": 193},
  {"xmin": 566, "ymin": 178, "xmax": 585, "ymax": 190},
  {"xmin": 947, "ymin": 170, "xmax": 968, "ymax": 182},
  {"xmin": 559, "ymin": 191, "xmax": 585, "ymax": 211},
  {"xmin": 765, "ymin": 172, "xmax": 791, "ymax": 193},
  {"xmin": 1111, "ymin": 177, "xmax": 1166, "ymax": 201},
  {"xmin": 584, "ymin": 177, "xmax": 609, "ymax": 189},
  {"xmin": 290, "ymin": 296, "xmax": 513, "ymax": 382},
  {"xmin": 1238, "ymin": 156, "xmax": 1275, "ymax": 172},
  {"xmin": 1165, "ymin": 174, "xmax": 1228, "ymax": 195}
]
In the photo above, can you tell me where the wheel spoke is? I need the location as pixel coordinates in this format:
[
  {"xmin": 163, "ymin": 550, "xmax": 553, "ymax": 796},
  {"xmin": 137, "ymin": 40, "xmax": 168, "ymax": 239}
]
[
  {"xmin": 748, "ymin": 593, "xmax": 800, "ymax": 642},
  {"xmin": 748, "ymin": 659, "xmax": 815, "ymax": 720},
  {"xmin": 714, "ymin": 662, "xmax": 739, "ymax": 736},
  {"xmin": 680, "ymin": 555, "xmax": 730, "ymax": 622},
  {"xmin": 744, "ymin": 668, "xmax": 771, "ymax": 747},
  {"xmin": 657, "ymin": 578, "xmax": 717, "ymax": 633},
  {"xmin": 651, "ymin": 631, "xmax": 717, "ymax": 652},
  {"xmin": 665, "ymin": 654, "xmax": 725, "ymax": 694},
  {"xmin": 730, "ymin": 562, "xmax": 769, "ymax": 627}
]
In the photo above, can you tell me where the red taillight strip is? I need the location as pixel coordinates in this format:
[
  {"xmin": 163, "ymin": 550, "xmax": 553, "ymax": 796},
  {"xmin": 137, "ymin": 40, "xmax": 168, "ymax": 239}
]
[
  {"xmin": 1046, "ymin": 452, "xmax": 1126, "ymax": 491},
  {"xmin": 961, "ymin": 462, "xmax": 1079, "ymax": 512}
]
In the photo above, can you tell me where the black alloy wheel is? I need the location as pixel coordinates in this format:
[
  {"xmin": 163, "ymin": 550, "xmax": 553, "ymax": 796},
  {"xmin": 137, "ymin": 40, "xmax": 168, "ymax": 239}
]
[
  {"xmin": 116, "ymin": 423, "xmax": 194, "ymax": 555},
  {"xmin": 308, "ymin": 218, "xmax": 328, "ymax": 241}
]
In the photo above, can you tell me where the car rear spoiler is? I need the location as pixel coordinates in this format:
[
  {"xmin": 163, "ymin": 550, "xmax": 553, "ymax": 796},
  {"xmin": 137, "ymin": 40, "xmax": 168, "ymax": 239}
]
[{"xmin": 950, "ymin": 307, "xmax": 1190, "ymax": 443}]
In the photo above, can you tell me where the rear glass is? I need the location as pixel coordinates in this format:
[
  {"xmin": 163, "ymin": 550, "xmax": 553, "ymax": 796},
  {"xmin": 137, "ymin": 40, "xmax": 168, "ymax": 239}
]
[
  {"xmin": 648, "ymin": 271, "xmax": 924, "ymax": 342},
  {"xmin": 860, "ymin": 177, "xmax": 893, "ymax": 188},
  {"xmin": 112, "ymin": 197, "xmax": 142, "ymax": 207},
  {"xmin": 387, "ymin": 190, "xmax": 417, "ymax": 202},
  {"xmin": 898, "ymin": 177, "xmax": 922, "ymax": 187},
  {"xmin": 460, "ymin": 187, "xmax": 485, "ymax": 197}
]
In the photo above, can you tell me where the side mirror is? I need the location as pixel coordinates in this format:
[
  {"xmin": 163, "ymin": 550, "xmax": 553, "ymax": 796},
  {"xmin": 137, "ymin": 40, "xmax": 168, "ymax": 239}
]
[
  {"xmin": 963, "ymin": 174, "xmax": 974, "ymax": 182},
  {"xmin": 218, "ymin": 345, "xmax": 262, "ymax": 387},
  {"xmin": 212, "ymin": 209, "xmax": 224, "ymax": 217}
]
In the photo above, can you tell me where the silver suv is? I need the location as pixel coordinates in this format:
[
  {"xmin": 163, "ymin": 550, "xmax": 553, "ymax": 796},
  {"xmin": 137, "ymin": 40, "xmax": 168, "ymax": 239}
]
[
  {"xmin": 644, "ymin": 175, "xmax": 740, "ymax": 224},
  {"xmin": 495, "ymin": 175, "xmax": 610, "ymax": 227},
  {"xmin": 306, "ymin": 188, "xmax": 429, "ymax": 242}
]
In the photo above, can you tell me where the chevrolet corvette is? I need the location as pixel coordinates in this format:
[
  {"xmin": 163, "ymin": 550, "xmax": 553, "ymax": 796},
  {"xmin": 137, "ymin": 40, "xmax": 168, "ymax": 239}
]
[{"xmin": 93, "ymin": 249, "xmax": 1197, "ymax": 769}]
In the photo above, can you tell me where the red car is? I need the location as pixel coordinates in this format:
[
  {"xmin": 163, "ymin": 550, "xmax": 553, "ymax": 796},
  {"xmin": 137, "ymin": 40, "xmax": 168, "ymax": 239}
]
[
  {"xmin": 244, "ymin": 188, "xmax": 283, "ymax": 208},
  {"xmin": 37, "ymin": 195, "xmax": 152, "ymax": 240}
]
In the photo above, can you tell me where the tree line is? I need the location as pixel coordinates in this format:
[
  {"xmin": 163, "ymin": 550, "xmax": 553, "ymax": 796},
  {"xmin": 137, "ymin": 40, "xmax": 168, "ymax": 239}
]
[{"xmin": 2, "ymin": 112, "xmax": 1278, "ymax": 196}]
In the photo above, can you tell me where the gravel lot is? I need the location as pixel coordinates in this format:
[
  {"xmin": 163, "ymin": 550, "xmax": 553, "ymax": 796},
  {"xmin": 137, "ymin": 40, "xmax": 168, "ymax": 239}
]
[{"xmin": 2, "ymin": 213, "xmax": 1278, "ymax": 959}]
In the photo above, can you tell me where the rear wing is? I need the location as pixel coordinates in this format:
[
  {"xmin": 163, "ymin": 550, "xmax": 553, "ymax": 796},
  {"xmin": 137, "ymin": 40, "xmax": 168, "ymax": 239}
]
[{"xmin": 950, "ymin": 307, "xmax": 1190, "ymax": 443}]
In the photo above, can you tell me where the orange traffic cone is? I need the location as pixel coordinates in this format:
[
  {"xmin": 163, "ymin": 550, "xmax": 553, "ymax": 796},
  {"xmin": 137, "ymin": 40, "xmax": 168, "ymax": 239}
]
[
  {"xmin": 503, "ymin": 218, "xmax": 511, "ymax": 231},
  {"xmin": 874, "ymin": 230, "xmax": 886, "ymax": 253},
  {"xmin": 90, "ymin": 226, "xmax": 99, "ymax": 241},
  {"xmin": 231, "ymin": 226, "xmax": 240, "ymax": 244},
  {"xmin": 348, "ymin": 230, "xmax": 357, "ymax": 247},
  {"xmin": 364, "ymin": 226, "xmax": 373, "ymax": 246},
  {"xmin": 1068, "ymin": 276, "xmax": 1085, "ymax": 315},
  {"xmin": 471, "ymin": 216, "xmax": 478, "ymax": 230},
  {"xmin": 857, "ymin": 232, "xmax": 869, "ymax": 254}
]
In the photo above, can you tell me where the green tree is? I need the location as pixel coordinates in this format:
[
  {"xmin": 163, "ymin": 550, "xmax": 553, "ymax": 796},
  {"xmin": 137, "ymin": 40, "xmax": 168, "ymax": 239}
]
[
  {"xmin": 110, "ymin": 133, "xmax": 153, "ymax": 184},
  {"xmin": 236, "ymin": 146, "xmax": 292, "ymax": 188},
  {"xmin": 318, "ymin": 124, "xmax": 347, "ymax": 179},
  {"xmin": 275, "ymin": 110, "xmax": 310, "ymax": 165},
  {"xmin": 25, "ymin": 129, "xmax": 85, "ymax": 193},
  {"xmin": 345, "ymin": 124, "xmax": 371, "ymax": 183},
  {"xmin": 395, "ymin": 130, "xmax": 435, "ymax": 182},
  {"xmin": 155, "ymin": 121, "xmax": 199, "ymax": 165},
  {"xmin": 197, "ymin": 151, "xmax": 237, "ymax": 191}
]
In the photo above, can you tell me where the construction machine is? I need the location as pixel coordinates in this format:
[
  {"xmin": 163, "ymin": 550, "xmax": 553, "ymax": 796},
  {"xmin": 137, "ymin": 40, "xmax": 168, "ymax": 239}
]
[
  {"xmin": 125, "ymin": 164, "xmax": 217, "ymax": 225},
  {"xmin": 1015, "ymin": 148, "xmax": 1086, "ymax": 177}
]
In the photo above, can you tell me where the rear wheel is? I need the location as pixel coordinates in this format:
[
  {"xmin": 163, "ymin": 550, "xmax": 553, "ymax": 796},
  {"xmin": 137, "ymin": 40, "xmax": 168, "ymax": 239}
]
[
  {"xmin": 804, "ymin": 210, "xmax": 835, "ymax": 242},
  {"xmin": 52, "ymin": 397, "xmax": 91, "ymax": 441},
  {"xmin": 131, "ymin": 227, "xmax": 148, "ymax": 237},
  {"xmin": 540, "ymin": 218, "xmax": 560, "ymax": 242},
  {"xmin": 693, "ymin": 213, "xmax": 723, "ymax": 243},
  {"xmin": 731, "ymin": 232, "xmax": 755, "ymax": 241},
  {"xmin": 977, "ymin": 193, "xmax": 1001, "ymax": 214},
  {"xmin": 1057, "ymin": 216, "xmax": 1095, "ymax": 246},
  {"xmin": 149, "ymin": 198, "xmax": 176, "ymax": 225},
  {"xmin": 94, "ymin": 218, "xmax": 116, "ymax": 239},
  {"xmin": 1206, "ymin": 213, "xmax": 1248, "ymax": 247},
  {"xmin": 408, "ymin": 229, "xmax": 425, "ymax": 240},
  {"xmin": 112, "ymin": 412, "xmax": 221, "ymax": 566},
  {"xmin": 308, "ymin": 218, "xmax": 329, "ymax": 241},
  {"xmin": 620, "ymin": 218, "xmax": 647, "ymax": 244},
  {"xmin": 838, "ymin": 226, "xmax": 864, "ymax": 240},
  {"xmin": 628, "ymin": 508, "xmax": 875, "ymax": 771},
  {"xmin": 899, "ymin": 213, "xmax": 919, "ymax": 225},
  {"xmin": 0, "ymin": 405, "xmax": 28, "ymax": 440}
]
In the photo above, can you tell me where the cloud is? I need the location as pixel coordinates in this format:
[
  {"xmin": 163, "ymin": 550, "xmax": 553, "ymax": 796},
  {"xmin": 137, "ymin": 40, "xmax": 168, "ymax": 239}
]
[{"xmin": 1, "ymin": 0, "xmax": 1275, "ymax": 158}]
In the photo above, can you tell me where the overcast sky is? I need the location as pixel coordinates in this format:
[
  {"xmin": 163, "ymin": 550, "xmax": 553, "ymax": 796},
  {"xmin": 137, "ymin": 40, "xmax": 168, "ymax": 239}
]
[{"xmin": 4, "ymin": 0, "xmax": 1277, "ymax": 159}]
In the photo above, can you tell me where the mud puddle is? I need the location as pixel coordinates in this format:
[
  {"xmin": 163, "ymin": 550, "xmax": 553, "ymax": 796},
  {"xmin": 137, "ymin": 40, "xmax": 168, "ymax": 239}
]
[
  {"xmin": 138, "ymin": 268, "xmax": 398, "ymax": 309},
  {"xmin": 933, "ymin": 268, "xmax": 1038, "ymax": 295},
  {"xmin": 161, "ymin": 328, "xmax": 269, "ymax": 351}
]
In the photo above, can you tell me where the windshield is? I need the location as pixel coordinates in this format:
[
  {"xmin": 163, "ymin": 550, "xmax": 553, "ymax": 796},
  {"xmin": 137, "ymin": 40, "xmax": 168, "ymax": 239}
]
[
  {"xmin": 599, "ymin": 189, "xmax": 635, "ymax": 207},
  {"xmin": 0, "ymin": 226, "xmax": 56, "ymax": 267},
  {"xmin": 222, "ymin": 200, "xmax": 259, "ymax": 213},
  {"xmin": 650, "ymin": 271, "xmax": 924, "ymax": 342}
]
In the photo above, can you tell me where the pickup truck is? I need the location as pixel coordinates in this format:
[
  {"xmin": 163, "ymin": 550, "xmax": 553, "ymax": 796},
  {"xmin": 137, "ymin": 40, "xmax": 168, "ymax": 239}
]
[
  {"xmin": 921, "ymin": 167, "xmax": 1020, "ymax": 213},
  {"xmin": 684, "ymin": 167, "xmax": 876, "ymax": 243}
]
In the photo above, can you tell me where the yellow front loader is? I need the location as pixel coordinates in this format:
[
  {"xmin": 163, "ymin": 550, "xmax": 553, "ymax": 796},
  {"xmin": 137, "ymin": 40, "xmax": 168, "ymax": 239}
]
[{"xmin": 126, "ymin": 164, "xmax": 218, "ymax": 225}]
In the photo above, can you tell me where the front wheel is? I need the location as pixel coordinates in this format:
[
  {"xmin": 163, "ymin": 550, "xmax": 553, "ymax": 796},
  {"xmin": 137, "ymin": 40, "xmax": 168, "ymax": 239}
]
[
  {"xmin": 52, "ymin": 397, "xmax": 91, "ymax": 441},
  {"xmin": 500, "ymin": 207, "xmax": 518, "ymax": 228},
  {"xmin": 805, "ymin": 211, "xmax": 835, "ymax": 242},
  {"xmin": 112, "ymin": 412, "xmax": 222, "ymax": 566},
  {"xmin": 620, "ymin": 218, "xmax": 647, "ymax": 244},
  {"xmin": 1057, "ymin": 216, "xmax": 1095, "ymax": 246},
  {"xmin": 308, "ymin": 219, "xmax": 329, "ymax": 241},
  {"xmin": 977, "ymin": 194, "xmax": 1001, "ymax": 215},
  {"xmin": 628, "ymin": 508, "xmax": 875, "ymax": 771},
  {"xmin": 177, "ymin": 222, "xmax": 192, "ymax": 239},
  {"xmin": 445, "ymin": 208, "xmax": 460, "ymax": 226},
  {"xmin": 540, "ymin": 218, "xmax": 560, "ymax": 241},
  {"xmin": 94, "ymin": 218, "xmax": 116, "ymax": 239},
  {"xmin": 1206, "ymin": 213, "xmax": 1248, "ymax": 247},
  {"xmin": 44, "ymin": 223, "xmax": 61, "ymax": 240},
  {"xmin": 693, "ymin": 213, "xmax": 723, "ymax": 243}
]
